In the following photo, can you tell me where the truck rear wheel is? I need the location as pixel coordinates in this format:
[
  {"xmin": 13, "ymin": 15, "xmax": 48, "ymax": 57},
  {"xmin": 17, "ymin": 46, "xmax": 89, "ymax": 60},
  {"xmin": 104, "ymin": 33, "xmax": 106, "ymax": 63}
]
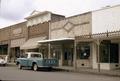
[{"xmin": 33, "ymin": 64, "xmax": 38, "ymax": 71}]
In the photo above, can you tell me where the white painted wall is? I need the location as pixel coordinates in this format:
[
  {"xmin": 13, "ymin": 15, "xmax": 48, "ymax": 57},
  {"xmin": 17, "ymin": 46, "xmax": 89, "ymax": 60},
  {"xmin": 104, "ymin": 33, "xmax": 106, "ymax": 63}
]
[
  {"xmin": 92, "ymin": 5, "xmax": 120, "ymax": 34},
  {"xmin": 27, "ymin": 13, "xmax": 51, "ymax": 27}
]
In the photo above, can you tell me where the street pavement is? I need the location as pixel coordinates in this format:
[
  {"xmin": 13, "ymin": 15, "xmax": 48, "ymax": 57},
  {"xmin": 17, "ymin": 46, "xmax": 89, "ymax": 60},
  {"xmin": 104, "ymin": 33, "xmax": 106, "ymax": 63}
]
[{"xmin": 0, "ymin": 66, "xmax": 120, "ymax": 81}]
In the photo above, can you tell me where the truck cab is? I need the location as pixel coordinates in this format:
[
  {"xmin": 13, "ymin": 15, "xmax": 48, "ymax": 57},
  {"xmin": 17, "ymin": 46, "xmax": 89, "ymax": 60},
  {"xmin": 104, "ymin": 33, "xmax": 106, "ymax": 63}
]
[{"xmin": 16, "ymin": 52, "xmax": 58, "ymax": 71}]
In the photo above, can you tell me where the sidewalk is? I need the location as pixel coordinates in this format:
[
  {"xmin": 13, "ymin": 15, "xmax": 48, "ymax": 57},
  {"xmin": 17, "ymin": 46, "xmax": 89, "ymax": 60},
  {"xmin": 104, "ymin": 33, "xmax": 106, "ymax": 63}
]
[
  {"xmin": 7, "ymin": 63, "xmax": 120, "ymax": 77},
  {"xmin": 56, "ymin": 66, "xmax": 120, "ymax": 77},
  {"xmin": 7, "ymin": 62, "xmax": 16, "ymax": 67}
]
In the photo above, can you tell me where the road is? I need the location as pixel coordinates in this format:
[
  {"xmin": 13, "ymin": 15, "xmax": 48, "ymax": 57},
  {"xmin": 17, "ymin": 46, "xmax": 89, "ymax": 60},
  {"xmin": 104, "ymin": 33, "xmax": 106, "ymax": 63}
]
[{"xmin": 0, "ymin": 66, "xmax": 120, "ymax": 81}]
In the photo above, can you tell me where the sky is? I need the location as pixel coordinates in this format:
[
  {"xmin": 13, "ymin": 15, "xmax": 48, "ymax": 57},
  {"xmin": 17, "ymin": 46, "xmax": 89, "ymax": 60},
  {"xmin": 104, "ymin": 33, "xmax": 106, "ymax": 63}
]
[{"xmin": 0, "ymin": 0, "xmax": 120, "ymax": 28}]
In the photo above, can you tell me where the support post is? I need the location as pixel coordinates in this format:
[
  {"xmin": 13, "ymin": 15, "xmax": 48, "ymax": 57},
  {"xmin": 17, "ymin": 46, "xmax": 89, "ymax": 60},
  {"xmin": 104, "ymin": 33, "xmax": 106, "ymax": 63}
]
[
  {"xmin": 73, "ymin": 40, "xmax": 77, "ymax": 70},
  {"xmin": 96, "ymin": 39, "xmax": 100, "ymax": 72},
  {"xmin": 8, "ymin": 41, "xmax": 11, "ymax": 62},
  {"xmin": 48, "ymin": 43, "xmax": 51, "ymax": 59}
]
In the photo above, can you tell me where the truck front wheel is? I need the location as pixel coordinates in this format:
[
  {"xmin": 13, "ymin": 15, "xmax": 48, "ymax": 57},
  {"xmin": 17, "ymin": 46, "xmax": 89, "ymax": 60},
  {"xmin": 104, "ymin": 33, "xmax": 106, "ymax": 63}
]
[
  {"xmin": 32, "ymin": 64, "xmax": 38, "ymax": 71},
  {"xmin": 18, "ymin": 63, "xmax": 22, "ymax": 69}
]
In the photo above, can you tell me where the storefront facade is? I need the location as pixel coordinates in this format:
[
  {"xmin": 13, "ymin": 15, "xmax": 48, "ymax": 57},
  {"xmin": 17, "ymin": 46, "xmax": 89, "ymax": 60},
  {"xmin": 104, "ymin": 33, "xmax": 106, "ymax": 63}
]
[
  {"xmin": 9, "ymin": 22, "xmax": 27, "ymax": 61},
  {"xmin": 20, "ymin": 11, "xmax": 65, "ymax": 59},
  {"xmin": 45, "ymin": 12, "xmax": 92, "ymax": 67},
  {"xmin": 76, "ymin": 31, "xmax": 120, "ymax": 70},
  {"xmin": 0, "ymin": 27, "xmax": 11, "ymax": 59}
]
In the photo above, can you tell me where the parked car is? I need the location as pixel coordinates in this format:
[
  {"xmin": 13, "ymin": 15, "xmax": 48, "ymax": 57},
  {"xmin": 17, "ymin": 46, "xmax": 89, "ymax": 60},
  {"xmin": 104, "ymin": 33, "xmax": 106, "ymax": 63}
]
[
  {"xmin": 16, "ymin": 52, "xmax": 58, "ymax": 71},
  {"xmin": 0, "ymin": 55, "xmax": 8, "ymax": 66}
]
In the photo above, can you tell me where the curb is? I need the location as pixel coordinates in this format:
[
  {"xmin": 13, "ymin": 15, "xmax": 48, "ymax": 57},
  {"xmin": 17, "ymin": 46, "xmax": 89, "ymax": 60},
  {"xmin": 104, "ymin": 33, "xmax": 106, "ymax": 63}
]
[
  {"xmin": 7, "ymin": 63, "xmax": 16, "ymax": 67},
  {"xmin": 55, "ymin": 68, "xmax": 120, "ymax": 77}
]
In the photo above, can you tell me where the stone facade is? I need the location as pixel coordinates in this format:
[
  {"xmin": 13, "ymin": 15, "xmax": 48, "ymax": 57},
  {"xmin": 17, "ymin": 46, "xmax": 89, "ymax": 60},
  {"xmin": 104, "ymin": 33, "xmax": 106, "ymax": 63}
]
[
  {"xmin": 50, "ymin": 12, "xmax": 92, "ymax": 39},
  {"xmin": 49, "ymin": 12, "xmax": 92, "ymax": 68},
  {"xmin": 10, "ymin": 22, "xmax": 27, "ymax": 40}
]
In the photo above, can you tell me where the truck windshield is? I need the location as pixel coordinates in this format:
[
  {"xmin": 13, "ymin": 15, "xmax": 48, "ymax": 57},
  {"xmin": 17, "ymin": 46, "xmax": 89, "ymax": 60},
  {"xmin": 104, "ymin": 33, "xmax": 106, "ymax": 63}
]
[{"xmin": 31, "ymin": 54, "xmax": 42, "ymax": 58}]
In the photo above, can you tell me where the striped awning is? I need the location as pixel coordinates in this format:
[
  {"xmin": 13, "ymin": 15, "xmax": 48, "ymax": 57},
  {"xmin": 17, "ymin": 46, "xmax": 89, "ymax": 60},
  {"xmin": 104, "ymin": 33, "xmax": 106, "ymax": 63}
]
[{"xmin": 20, "ymin": 36, "xmax": 46, "ymax": 49}]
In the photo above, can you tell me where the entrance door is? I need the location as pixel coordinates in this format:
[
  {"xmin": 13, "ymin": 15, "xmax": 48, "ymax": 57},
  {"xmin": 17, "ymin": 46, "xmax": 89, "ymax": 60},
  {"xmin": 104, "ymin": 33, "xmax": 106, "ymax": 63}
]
[
  {"xmin": 63, "ymin": 48, "xmax": 73, "ymax": 66},
  {"xmin": 110, "ymin": 43, "xmax": 119, "ymax": 63}
]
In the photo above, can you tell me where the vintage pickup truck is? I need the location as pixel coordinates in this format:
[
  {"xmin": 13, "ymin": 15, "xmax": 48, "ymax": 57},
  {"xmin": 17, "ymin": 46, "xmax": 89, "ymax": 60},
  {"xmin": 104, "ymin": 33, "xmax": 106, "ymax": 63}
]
[{"xmin": 16, "ymin": 52, "xmax": 58, "ymax": 71}]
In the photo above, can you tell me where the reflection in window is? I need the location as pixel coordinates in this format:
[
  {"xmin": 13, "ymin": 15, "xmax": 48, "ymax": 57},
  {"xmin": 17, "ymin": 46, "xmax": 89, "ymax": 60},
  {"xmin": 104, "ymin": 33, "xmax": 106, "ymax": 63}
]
[
  {"xmin": 52, "ymin": 50, "xmax": 61, "ymax": 60},
  {"xmin": 77, "ymin": 43, "xmax": 90, "ymax": 59}
]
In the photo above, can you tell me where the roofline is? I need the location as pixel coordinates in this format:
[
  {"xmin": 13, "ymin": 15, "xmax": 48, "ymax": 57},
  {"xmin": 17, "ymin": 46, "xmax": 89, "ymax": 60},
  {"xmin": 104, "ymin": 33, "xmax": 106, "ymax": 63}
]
[
  {"xmin": 67, "ymin": 11, "xmax": 91, "ymax": 19},
  {"xmin": 51, "ymin": 11, "xmax": 91, "ymax": 23},
  {"xmin": 0, "ymin": 21, "xmax": 26, "ymax": 29},
  {"xmin": 92, "ymin": 4, "xmax": 120, "ymax": 12},
  {"xmin": 25, "ymin": 11, "xmax": 52, "ymax": 19}
]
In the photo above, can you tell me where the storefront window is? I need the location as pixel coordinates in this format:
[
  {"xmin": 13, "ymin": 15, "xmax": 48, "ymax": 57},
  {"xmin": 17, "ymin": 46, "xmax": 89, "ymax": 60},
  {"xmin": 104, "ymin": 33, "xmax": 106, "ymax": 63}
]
[
  {"xmin": 0, "ymin": 46, "xmax": 2, "ymax": 54},
  {"xmin": 52, "ymin": 50, "xmax": 61, "ymax": 60},
  {"xmin": 100, "ymin": 43, "xmax": 109, "ymax": 63},
  {"xmin": 77, "ymin": 43, "xmax": 90, "ymax": 59},
  {"xmin": 0, "ymin": 45, "xmax": 8, "ymax": 55},
  {"xmin": 100, "ymin": 42, "xmax": 119, "ymax": 63}
]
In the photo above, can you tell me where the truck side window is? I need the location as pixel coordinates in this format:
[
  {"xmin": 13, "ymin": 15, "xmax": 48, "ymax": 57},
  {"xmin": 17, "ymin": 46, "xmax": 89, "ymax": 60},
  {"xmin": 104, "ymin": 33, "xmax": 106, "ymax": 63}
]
[{"xmin": 31, "ymin": 54, "xmax": 41, "ymax": 58}]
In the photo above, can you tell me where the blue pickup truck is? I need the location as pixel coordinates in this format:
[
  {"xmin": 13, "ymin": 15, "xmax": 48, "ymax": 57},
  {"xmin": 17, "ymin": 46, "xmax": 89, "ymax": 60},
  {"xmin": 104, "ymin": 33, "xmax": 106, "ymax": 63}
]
[{"xmin": 16, "ymin": 52, "xmax": 58, "ymax": 71}]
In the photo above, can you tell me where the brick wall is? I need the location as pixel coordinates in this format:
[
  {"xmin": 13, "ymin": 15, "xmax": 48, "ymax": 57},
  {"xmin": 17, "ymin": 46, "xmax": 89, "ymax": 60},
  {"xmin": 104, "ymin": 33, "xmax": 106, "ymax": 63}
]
[
  {"xmin": 10, "ymin": 22, "xmax": 27, "ymax": 40},
  {"xmin": 28, "ymin": 22, "xmax": 49, "ymax": 38},
  {"xmin": 0, "ymin": 27, "xmax": 11, "ymax": 41}
]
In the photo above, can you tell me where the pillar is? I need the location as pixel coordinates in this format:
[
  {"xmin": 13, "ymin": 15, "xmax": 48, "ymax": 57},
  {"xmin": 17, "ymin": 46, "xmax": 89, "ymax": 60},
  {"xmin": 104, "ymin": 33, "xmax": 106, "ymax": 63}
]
[
  {"xmin": 48, "ymin": 43, "xmax": 51, "ymax": 59},
  {"xmin": 96, "ymin": 39, "xmax": 100, "ymax": 72},
  {"xmin": 73, "ymin": 40, "xmax": 77, "ymax": 70}
]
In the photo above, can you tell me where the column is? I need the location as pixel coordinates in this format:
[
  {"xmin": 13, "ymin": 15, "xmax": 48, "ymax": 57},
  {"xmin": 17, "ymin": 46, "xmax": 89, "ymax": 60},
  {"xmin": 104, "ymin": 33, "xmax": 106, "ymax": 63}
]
[
  {"xmin": 96, "ymin": 39, "xmax": 100, "ymax": 72},
  {"xmin": 48, "ymin": 43, "xmax": 51, "ymax": 59},
  {"xmin": 73, "ymin": 40, "xmax": 77, "ymax": 70}
]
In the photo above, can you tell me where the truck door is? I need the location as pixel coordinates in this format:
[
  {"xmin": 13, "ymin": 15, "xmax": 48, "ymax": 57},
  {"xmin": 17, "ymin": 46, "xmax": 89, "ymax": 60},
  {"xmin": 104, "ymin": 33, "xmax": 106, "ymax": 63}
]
[{"xmin": 20, "ymin": 54, "xmax": 28, "ymax": 66}]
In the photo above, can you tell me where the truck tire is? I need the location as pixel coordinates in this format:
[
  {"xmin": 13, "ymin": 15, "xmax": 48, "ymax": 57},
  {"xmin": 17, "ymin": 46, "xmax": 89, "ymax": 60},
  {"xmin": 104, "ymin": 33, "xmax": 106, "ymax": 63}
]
[
  {"xmin": 18, "ymin": 63, "xmax": 22, "ymax": 69},
  {"xmin": 32, "ymin": 64, "xmax": 38, "ymax": 71}
]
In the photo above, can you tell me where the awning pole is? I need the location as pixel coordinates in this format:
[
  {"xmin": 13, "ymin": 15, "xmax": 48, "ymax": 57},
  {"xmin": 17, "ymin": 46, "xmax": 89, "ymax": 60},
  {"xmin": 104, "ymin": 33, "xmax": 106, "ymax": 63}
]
[
  {"xmin": 73, "ymin": 40, "xmax": 77, "ymax": 70},
  {"xmin": 48, "ymin": 43, "xmax": 51, "ymax": 59},
  {"xmin": 97, "ymin": 39, "xmax": 100, "ymax": 72}
]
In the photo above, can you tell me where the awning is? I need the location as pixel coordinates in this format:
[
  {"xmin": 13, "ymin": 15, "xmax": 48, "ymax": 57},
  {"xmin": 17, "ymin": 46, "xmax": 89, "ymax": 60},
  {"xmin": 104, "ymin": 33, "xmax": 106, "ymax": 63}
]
[
  {"xmin": 38, "ymin": 38, "xmax": 74, "ymax": 43},
  {"xmin": 20, "ymin": 36, "xmax": 46, "ymax": 49}
]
